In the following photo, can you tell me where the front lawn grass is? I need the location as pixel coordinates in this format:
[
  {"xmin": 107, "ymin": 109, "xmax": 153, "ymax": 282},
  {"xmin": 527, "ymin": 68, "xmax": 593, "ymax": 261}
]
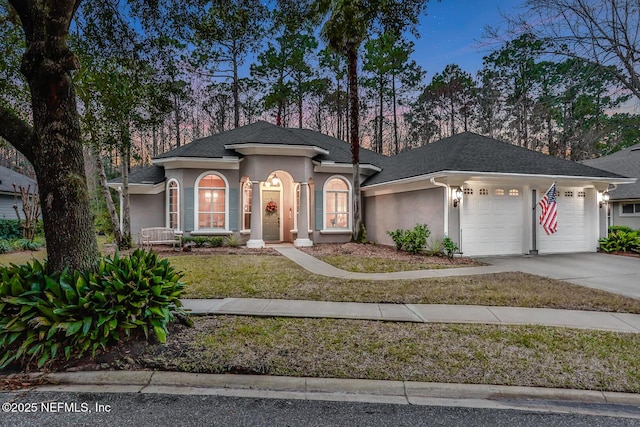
[
  {"xmin": 314, "ymin": 255, "xmax": 470, "ymax": 272},
  {"xmin": 169, "ymin": 254, "xmax": 640, "ymax": 313},
  {"xmin": 0, "ymin": 249, "xmax": 46, "ymax": 266},
  {"xmin": 141, "ymin": 316, "xmax": 640, "ymax": 393}
]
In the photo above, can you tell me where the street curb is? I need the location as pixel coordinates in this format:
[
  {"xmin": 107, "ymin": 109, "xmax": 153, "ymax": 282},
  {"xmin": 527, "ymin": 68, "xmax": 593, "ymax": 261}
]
[{"xmin": 6, "ymin": 371, "xmax": 640, "ymax": 409}]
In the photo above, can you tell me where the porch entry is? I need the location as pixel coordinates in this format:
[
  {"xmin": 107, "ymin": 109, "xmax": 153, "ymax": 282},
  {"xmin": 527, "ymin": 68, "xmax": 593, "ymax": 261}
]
[{"xmin": 262, "ymin": 190, "xmax": 280, "ymax": 241}]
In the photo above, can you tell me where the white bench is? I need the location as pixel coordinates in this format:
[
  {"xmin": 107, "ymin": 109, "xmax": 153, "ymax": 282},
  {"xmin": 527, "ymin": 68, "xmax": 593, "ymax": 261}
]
[{"xmin": 140, "ymin": 227, "xmax": 183, "ymax": 249}]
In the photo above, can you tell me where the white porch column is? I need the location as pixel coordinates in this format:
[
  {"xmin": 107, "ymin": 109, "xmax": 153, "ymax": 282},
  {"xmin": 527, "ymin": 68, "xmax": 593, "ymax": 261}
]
[
  {"xmin": 294, "ymin": 182, "xmax": 313, "ymax": 247},
  {"xmin": 246, "ymin": 180, "xmax": 265, "ymax": 248}
]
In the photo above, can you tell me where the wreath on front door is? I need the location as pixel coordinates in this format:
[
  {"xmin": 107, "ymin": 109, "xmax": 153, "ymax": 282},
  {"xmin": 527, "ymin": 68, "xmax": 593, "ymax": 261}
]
[{"xmin": 266, "ymin": 200, "xmax": 278, "ymax": 214}]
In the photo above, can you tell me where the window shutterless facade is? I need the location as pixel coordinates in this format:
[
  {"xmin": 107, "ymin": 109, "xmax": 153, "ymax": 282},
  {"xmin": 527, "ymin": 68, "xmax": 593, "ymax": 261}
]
[
  {"xmin": 167, "ymin": 179, "xmax": 180, "ymax": 230},
  {"xmin": 196, "ymin": 172, "xmax": 228, "ymax": 230},
  {"xmin": 324, "ymin": 177, "xmax": 350, "ymax": 229}
]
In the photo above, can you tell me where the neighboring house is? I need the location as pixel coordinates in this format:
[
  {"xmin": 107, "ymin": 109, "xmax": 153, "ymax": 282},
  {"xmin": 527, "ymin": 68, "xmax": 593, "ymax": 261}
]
[
  {"xmin": 582, "ymin": 144, "xmax": 640, "ymax": 230},
  {"xmin": 110, "ymin": 121, "xmax": 633, "ymax": 256},
  {"xmin": 0, "ymin": 165, "xmax": 37, "ymax": 220}
]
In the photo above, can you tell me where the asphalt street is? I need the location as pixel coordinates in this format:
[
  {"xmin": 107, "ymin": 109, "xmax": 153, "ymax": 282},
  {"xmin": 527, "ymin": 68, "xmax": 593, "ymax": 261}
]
[{"xmin": 1, "ymin": 391, "xmax": 639, "ymax": 427}]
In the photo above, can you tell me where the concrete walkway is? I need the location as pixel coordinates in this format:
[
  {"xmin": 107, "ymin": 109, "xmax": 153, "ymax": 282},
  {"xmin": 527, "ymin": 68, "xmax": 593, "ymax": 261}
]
[
  {"xmin": 273, "ymin": 246, "xmax": 509, "ymax": 280},
  {"xmin": 182, "ymin": 298, "xmax": 640, "ymax": 333}
]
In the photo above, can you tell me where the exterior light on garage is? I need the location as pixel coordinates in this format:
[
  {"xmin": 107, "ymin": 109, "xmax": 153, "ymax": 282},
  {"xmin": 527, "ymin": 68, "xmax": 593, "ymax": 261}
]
[
  {"xmin": 453, "ymin": 187, "xmax": 463, "ymax": 207},
  {"xmin": 600, "ymin": 190, "xmax": 610, "ymax": 208}
]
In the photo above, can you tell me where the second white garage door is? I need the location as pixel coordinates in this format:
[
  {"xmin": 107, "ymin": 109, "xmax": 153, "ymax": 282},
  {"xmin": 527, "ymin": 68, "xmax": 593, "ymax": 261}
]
[
  {"xmin": 460, "ymin": 185, "xmax": 524, "ymax": 256},
  {"xmin": 536, "ymin": 187, "xmax": 595, "ymax": 253}
]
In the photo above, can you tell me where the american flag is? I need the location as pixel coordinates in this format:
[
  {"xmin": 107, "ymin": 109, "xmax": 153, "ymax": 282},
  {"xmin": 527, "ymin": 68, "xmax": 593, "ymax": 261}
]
[{"xmin": 539, "ymin": 183, "xmax": 558, "ymax": 235}]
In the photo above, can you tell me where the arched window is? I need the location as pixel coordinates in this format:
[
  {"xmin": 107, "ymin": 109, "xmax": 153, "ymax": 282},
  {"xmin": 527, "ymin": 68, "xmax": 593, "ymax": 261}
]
[
  {"xmin": 324, "ymin": 177, "xmax": 350, "ymax": 229},
  {"xmin": 167, "ymin": 179, "xmax": 180, "ymax": 230},
  {"xmin": 196, "ymin": 172, "xmax": 228, "ymax": 230}
]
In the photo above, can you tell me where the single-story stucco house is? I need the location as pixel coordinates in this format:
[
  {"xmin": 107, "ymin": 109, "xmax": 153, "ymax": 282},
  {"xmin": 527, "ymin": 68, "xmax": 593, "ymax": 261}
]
[
  {"xmin": 0, "ymin": 165, "xmax": 37, "ymax": 220},
  {"xmin": 582, "ymin": 144, "xmax": 640, "ymax": 230},
  {"xmin": 110, "ymin": 121, "xmax": 634, "ymax": 256}
]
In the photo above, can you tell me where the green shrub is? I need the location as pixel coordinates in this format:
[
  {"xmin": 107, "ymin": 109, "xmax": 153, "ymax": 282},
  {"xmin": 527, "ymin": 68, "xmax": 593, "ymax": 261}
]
[
  {"xmin": 225, "ymin": 234, "xmax": 239, "ymax": 247},
  {"xmin": 94, "ymin": 211, "xmax": 114, "ymax": 236},
  {"xmin": 599, "ymin": 230, "xmax": 640, "ymax": 253},
  {"xmin": 193, "ymin": 237, "xmax": 209, "ymax": 247},
  {"xmin": 0, "ymin": 239, "xmax": 10, "ymax": 254},
  {"xmin": 387, "ymin": 224, "xmax": 431, "ymax": 255},
  {"xmin": 442, "ymin": 236, "xmax": 459, "ymax": 259},
  {"xmin": 12, "ymin": 238, "xmax": 42, "ymax": 251},
  {"xmin": 0, "ymin": 219, "xmax": 23, "ymax": 240},
  {"xmin": 424, "ymin": 238, "xmax": 443, "ymax": 257},
  {"xmin": 388, "ymin": 229, "xmax": 405, "ymax": 250},
  {"xmin": 209, "ymin": 236, "xmax": 225, "ymax": 247},
  {"xmin": 0, "ymin": 249, "xmax": 189, "ymax": 369},
  {"xmin": 608, "ymin": 225, "xmax": 634, "ymax": 235}
]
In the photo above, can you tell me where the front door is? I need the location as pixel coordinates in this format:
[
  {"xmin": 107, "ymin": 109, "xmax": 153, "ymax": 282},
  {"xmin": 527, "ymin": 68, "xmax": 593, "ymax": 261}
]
[{"xmin": 262, "ymin": 190, "xmax": 280, "ymax": 241}]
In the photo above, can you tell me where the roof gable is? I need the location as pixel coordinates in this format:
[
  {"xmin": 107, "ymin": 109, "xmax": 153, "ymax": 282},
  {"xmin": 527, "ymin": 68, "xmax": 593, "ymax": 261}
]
[
  {"xmin": 154, "ymin": 121, "xmax": 385, "ymax": 168},
  {"xmin": 0, "ymin": 166, "xmax": 37, "ymax": 194},
  {"xmin": 582, "ymin": 144, "xmax": 640, "ymax": 199}
]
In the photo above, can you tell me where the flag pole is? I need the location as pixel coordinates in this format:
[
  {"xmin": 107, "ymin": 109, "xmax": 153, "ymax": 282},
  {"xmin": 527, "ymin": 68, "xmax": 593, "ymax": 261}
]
[{"xmin": 530, "ymin": 188, "xmax": 538, "ymax": 255}]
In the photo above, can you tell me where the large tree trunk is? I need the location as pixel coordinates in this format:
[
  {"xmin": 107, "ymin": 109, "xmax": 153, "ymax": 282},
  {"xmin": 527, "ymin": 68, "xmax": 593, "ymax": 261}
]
[
  {"xmin": 392, "ymin": 72, "xmax": 399, "ymax": 155},
  {"xmin": 3, "ymin": 0, "xmax": 99, "ymax": 273},
  {"xmin": 347, "ymin": 47, "xmax": 364, "ymax": 243},
  {"xmin": 233, "ymin": 51, "xmax": 240, "ymax": 128}
]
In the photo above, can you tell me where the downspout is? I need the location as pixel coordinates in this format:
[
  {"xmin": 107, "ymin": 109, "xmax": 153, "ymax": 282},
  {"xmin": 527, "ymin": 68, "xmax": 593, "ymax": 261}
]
[{"xmin": 430, "ymin": 178, "xmax": 449, "ymax": 237}]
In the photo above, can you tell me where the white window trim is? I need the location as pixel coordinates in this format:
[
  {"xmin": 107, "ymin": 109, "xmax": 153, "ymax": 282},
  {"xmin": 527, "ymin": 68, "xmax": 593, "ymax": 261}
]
[
  {"xmin": 194, "ymin": 171, "xmax": 230, "ymax": 232},
  {"xmin": 619, "ymin": 202, "xmax": 640, "ymax": 217},
  {"xmin": 166, "ymin": 178, "xmax": 180, "ymax": 231},
  {"xmin": 322, "ymin": 175, "xmax": 352, "ymax": 231}
]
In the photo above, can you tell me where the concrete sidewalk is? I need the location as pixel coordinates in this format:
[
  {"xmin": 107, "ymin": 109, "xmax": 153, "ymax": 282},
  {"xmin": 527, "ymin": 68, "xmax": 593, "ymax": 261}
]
[{"xmin": 182, "ymin": 298, "xmax": 640, "ymax": 333}]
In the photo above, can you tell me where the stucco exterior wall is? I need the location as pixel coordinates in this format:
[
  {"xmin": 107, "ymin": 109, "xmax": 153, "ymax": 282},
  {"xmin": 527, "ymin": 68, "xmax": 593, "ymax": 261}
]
[
  {"xmin": 610, "ymin": 201, "xmax": 640, "ymax": 230},
  {"xmin": 130, "ymin": 193, "xmax": 164, "ymax": 243},
  {"xmin": 364, "ymin": 188, "xmax": 446, "ymax": 247}
]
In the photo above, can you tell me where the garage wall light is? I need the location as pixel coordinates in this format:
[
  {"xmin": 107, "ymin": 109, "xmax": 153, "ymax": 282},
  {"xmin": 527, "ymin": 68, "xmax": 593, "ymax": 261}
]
[
  {"xmin": 599, "ymin": 190, "xmax": 610, "ymax": 208},
  {"xmin": 453, "ymin": 187, "xmax": 463, "ymax": 208}
]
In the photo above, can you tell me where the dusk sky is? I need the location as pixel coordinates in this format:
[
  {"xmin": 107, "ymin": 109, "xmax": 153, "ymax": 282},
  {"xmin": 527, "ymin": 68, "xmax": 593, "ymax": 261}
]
[{"xmin": 409, "ymin": 0, "xmax": 525, "ymax": 77}]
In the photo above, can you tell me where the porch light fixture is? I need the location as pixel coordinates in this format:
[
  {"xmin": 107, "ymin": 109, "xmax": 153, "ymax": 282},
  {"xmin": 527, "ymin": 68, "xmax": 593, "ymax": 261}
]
[
  {"xmin": 271, "ymin": 173, "xmax": 280, "ymax": 186},
  {"xmin": 453, "ymin": 187, "xmax": 463, "ymax": 208},
  {"xmin": 600, "ymin": 190, "xmax": 610, "ymax": 208}
]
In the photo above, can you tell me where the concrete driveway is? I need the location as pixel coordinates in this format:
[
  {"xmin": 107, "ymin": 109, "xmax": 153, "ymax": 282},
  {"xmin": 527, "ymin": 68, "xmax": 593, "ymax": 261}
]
[{"xmin": 478, "ymin": 253, "xmax": 640, "ymax": 299}]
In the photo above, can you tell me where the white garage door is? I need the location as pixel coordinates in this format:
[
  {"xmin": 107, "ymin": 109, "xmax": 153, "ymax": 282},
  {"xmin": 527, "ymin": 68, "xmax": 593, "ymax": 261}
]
[
  {"xmin": 460, "ymin": 185, "xmax": 524, "ymax": 256},
  {"xmin": 537, "ymin": 187, "xmax": 594, "ymax": 253}
]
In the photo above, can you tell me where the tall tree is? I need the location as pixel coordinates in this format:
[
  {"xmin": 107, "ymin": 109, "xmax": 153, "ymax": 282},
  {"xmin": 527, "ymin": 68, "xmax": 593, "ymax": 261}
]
[
  {"xmin": 429, "ymin": 64, "xmax": 476, "ymax": 137},
  {"xmin": 318, "ymin": 48, "xmax": 349, "ymax": 140},
  {"xmin": 193, "ymin": 0, "xmax": 267, "ymax": 128},
  {"xmin": 483, "ymin": 33, "xmax": 548, "ymax": 149},
  {"xmin": 516, "ymin": 0, "xmax": 640, "ymax": 102},
  {"xmin": 313, "ymin": 0, "xmax": 430, "ymax": 242},
  {"xmin": 0, "ymin": 0, "xmax": 99, "ymax": 272}
]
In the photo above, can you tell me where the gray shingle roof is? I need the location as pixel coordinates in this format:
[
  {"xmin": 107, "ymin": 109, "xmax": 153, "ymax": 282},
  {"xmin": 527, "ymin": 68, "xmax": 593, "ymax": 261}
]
[
  {"xmin": 582, "ymin": 144, "xmax": 640, "ymax": 199},
  {"xmin": 122, "ymin": 128, "xmax": 629, "ymax": 186},
  {"xmin": 0, "ymin": 166, "xmax": 37, "ymax": 194},
  {"xmin": 155, "ymin": 120, "xmax": 386, "ymax": 167},
  {"xmin": 111, "ymin": 165, "xmax": 165, "ymax": 185},
  {"xmin": 364, "ymin": 132, "xmax": 626, "ymax": 186}
]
